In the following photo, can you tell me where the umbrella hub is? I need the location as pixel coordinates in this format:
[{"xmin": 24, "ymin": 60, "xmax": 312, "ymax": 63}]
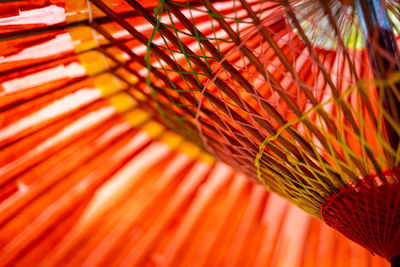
[{"xmin": 321, "ymin": 168, "xmax": 400, "ymax": 261}]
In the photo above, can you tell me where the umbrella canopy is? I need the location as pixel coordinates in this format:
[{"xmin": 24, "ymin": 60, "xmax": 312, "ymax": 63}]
[
  {"xmin": 0, "ymin": 39, "xmax": 387, "ymax": 264},
  {"xmin": 0, "ymin": 74, "xmax": 388, "ymax": 266},
  {"xmin": 1, "ymin": 0, "xmax": 399, "ymax": 265}
]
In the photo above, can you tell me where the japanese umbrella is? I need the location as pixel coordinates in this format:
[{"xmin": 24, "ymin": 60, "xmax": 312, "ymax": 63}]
[
  {"xmin": 0, "ymin": 31, "xmax": 388, "ymax": 267},
  {"xmin": 0, "ymin": 91, "xmax": 388, "ymax": 266},
  {"xmin": 0, "ymin": 0, "xmax": 400, "ymax": 266}
]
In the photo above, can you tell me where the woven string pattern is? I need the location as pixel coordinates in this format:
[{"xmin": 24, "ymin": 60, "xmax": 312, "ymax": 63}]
[
  {"xmin": 87, "ymin": 0, "xmax": 400, "ymax": 217},
  {"xmin": 322, "ymin": 168, "xmax": 400, "ymax": 259}
]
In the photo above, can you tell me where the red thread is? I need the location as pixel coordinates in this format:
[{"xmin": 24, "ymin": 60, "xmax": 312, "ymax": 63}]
[{"xmin": 321, "ymin": 167, "xmax": 400, "ymax": 260}]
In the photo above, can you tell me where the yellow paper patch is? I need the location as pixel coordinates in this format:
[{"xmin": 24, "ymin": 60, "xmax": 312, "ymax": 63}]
[
  {"xmin": 108, "ymin": 93, "xmax": 137, "ymax": 113},
  {"xmin": 198, "ymin": 153, "xmax": 215, "ymax": 165},
  {"xmin": 178, "ymin": 140, "xmax": 201, "ymax": 159},
  {"xmin": 78, "ymin": 50, "xmax": 114, "ymax": 76},
  {"xmin": 69, "ymin": 26, "xmax": 100, "ymax": 53},
  {"xmin": 141, "ymin": 121, "xmax": 165, "ymax": 139},
  {"xmin": 159, "ymin": 131, "xmax": 182, "ymax": 149},
  {"xmin": 65, "ymin": 1, "xmax": 113, "ymax": 24},
  {"xmin": 115, "ymin": 68, "xmax": 138, "ymax": 85},
  {"xmin": 95, "ymin": 73, "xmax": 124, "ymax": 96},
  {"xmin": 124, "ymin": 109, "xmax": 151, "ymax": 127}
]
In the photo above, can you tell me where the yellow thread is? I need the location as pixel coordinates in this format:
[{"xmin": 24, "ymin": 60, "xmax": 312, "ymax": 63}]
[{"xmin": 254, "ymin": 73, "xmax": 400, "ymax": 218}]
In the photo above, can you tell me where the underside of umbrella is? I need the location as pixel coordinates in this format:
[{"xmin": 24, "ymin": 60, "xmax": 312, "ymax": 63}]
[{"xmin": 1, "ymin": 0, "xmax": 400, "ymax": 265}]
